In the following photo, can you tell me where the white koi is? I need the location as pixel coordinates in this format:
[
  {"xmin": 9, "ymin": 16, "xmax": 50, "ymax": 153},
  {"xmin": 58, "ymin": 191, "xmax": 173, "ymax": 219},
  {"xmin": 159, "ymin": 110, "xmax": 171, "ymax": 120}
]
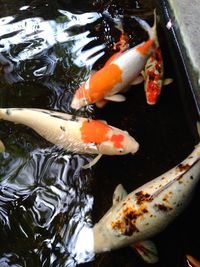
[
  {"xmin": 93, "ymin": 142, "xmax": 200, "ymax": 260},
  {"xmin": 74, "ymin": 140, "xmax": 200, "ymax": 263},
  {"xmin": 0, "ymin": 108, "xmax": 139, "ymax": 168}
]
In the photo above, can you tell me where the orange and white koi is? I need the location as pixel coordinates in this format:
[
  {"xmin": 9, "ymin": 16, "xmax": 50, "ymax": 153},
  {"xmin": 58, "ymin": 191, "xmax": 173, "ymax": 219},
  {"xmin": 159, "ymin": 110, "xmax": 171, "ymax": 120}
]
[
  {"xmin": 142, "ymin": 11, "xmax": 173, "ymax": 105},
  {"xmin": 0, "ymin": 108, "xmax": 139, "ymax": 168},
  {"xmin": 70, "ymin": 15, "xmax": 156, "ymax": 110}
]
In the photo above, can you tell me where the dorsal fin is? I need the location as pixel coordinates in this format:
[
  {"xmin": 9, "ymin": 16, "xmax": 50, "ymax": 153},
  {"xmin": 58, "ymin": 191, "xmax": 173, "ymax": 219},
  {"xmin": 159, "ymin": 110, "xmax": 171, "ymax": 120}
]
[{"xmin": 112, "ymin": 184, "xmax": 127, "ymax": 205}]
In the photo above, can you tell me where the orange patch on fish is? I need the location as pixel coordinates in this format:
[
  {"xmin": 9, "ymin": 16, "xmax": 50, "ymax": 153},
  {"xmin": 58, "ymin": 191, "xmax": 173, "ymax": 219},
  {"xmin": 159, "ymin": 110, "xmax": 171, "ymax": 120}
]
[
  {"xmin": 81, "ymin": 63, "xmax": 123, "ymax": 103},
  {"xmin": 75, "ymin": 84, "xmax": 88, "ymax": 99},
  {"xmin": 136, "ymin": 39, "xmax": 154, "ymax": 56},
  {"xmin": 146, "ymin": 81, "xmax": 160, "ymax": 104},
  {"xmin": 110, "ymin": 134, "xmax": 124, "ymax": 148},
  {"xmin": 80, "ymin": 120, "xmax": 110, "ymax": 144}
]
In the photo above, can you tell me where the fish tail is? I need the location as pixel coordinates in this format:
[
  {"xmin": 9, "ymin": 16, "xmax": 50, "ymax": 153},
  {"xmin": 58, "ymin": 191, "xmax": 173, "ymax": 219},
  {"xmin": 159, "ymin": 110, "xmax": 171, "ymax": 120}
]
[
  {"xmin": 151, "ymin": 9, "xmax": 158, "ymax": 44},
  {"xmin": 0, "ymin": 109, "xmax": 3, "ymax": 119},
  {"xmin": 134, "ymin": 9, "xmax": 157, "ymax": 42},
  {"xmin": 0, "ymin": 139, "xmax": 5, "ymax": 152},
  {"xmin": 0, "ymin": 108, "xmax": 10, "ymax": 117}
]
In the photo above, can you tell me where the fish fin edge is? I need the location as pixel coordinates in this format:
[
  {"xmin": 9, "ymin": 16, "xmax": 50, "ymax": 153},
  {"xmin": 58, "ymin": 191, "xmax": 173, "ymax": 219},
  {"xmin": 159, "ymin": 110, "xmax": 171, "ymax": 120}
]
[{"xmin": 131, "ymin": 240, "xmax": 159, "ymax": 264}]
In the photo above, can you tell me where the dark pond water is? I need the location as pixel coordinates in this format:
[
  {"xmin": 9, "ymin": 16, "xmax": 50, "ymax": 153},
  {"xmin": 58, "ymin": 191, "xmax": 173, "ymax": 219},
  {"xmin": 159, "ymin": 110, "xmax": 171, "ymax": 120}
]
[{"xmin": 0, "ymin": 0, "xmax": 199, "ymax": 267}]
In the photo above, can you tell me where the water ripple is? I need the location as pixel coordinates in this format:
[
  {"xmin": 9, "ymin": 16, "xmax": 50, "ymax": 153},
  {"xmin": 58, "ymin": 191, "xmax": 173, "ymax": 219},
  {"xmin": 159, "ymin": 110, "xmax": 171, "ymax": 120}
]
[{"xmin": 0, "ymin": 1, "xmax": 155, "ymax": 266}]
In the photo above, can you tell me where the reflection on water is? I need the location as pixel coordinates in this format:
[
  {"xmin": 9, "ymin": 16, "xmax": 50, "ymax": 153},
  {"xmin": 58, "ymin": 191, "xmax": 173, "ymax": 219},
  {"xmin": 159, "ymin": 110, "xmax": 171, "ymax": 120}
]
[
  {"xmin": 0, "ymin": 1, "xmax": 108, "ymax": 266},
  {"xmin": 0, "ymin": 0, "xmax": 191, "ymax": 266}
]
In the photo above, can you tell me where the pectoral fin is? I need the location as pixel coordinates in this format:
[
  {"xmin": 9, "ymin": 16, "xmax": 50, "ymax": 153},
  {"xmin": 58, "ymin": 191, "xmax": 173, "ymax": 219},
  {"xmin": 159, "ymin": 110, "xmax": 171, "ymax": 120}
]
[
  {"xmin": 96, "ymin": 100, "xmax": 108, "ymax": 108},
  {"xmin": 112, "ymin": 184, "xmax": 127, "ymax": 205},
  {"xmin": 0, "ymin": 140, "xmax": 5, "ymax": 152},
  {"xmin": 112, "ymin": 186, "xmax": 159, "ymax": 264},
  {"xmin": 104, "ymin": 94, "xmax": 126, "ymax": 102},
  {"xmin": 131, "ymin": 75, "xmax": 144, "ymax": 85},
  {"xmin": 131, "ymin": 240, "xmax": 158, "ymax": 264},
  {"xmin": 82, "ymin": 154, "xmax": 102, "ymax": 169},
  {"xmin": 163, "ymin": 78, "xmax": 173, "ymax": 86},
  {"xmin": 141, "ymin": 70, "xmax": 146, "ymax": 80}
]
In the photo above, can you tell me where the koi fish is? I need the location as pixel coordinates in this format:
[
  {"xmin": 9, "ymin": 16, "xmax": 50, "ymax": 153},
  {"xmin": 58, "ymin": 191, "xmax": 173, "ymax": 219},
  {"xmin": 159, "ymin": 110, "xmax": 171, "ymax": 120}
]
[
  {"xmin": 70, "ymin": 14, "xmax": 156, "ymax": 110},
  {"xmin": 142, "ymin": 10, "xmax": 173, "ymax": 105},
  {"xmin": 74, "ymin": 136, "xmax": 200, "ymax": 264},
  {"xmin": 0, "ymin": 108, "xmax": 139, "ymax": 168},
  {"xmin": 186, "ymin": 255, "xmax": 200, "ymax": 267},
  {"xmin": 92, "ymin": 141, "xmax": 200, "ymax": 262}
]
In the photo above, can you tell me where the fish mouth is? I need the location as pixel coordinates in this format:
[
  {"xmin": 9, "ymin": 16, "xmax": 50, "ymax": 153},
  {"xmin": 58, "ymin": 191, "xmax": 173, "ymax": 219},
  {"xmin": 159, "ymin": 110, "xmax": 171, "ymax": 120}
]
[
  {"xmin": 130, "ymin": 140, "xmax": 140, "ymax": 154},
  {"xmin": 71, "ymin": 98, "xmax": 81, "ymax": 110}
]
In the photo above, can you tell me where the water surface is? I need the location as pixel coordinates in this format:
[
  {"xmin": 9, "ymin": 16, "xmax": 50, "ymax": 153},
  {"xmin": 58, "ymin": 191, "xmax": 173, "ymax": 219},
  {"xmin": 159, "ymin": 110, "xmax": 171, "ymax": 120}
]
[{"xmin": 0, "ymin": 1, "xmax": 199, "ymax": 267}]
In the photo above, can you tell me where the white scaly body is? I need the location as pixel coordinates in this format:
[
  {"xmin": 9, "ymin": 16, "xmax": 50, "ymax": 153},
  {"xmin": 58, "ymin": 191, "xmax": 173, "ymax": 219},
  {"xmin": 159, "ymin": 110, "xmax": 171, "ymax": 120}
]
[
  {"xmin": 0, "ymin": 108, "xmax": 92, "ymax": 153},
  {"xmin": 0, "ymin": 108, "xmax": 139, "ymax": 158},
  {"xmin": 106, "ymin": 43, "xmax": 153, "ymax": 97},
  {"xmin": 93, "ymin": 142, "xmax": 200, "ymax": 253}
]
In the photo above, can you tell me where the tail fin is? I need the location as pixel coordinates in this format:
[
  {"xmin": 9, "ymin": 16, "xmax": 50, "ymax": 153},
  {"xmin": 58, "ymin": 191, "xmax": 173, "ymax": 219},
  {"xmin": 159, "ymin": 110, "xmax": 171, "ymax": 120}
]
[
  {"xmin": 0, "ymin": 139, "xmax": 5, "ymax": 152},
  {"xmin": 134, "ymin": 9, "xmax": 157, "ymax": 42}
]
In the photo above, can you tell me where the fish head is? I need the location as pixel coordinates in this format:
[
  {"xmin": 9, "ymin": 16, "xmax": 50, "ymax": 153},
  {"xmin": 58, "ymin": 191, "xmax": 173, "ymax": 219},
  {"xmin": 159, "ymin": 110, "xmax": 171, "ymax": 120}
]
[
  {"xmin": 145, "ymin": 80, "xmax": 161, "ymax": 105},
  {"xmin": 97, "ymin": 126, "xmax": 139, "ymax": 155},
  {"xmin": 71, "ymin": 83, "xmax": 90, "ymax": 110}
]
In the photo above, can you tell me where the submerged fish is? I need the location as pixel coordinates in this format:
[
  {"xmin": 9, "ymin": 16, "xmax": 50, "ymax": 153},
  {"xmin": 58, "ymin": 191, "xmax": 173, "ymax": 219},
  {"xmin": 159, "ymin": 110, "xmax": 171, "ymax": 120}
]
[
  {"xmin": 75, "ymin": 140, "xmax": 200, "ymax": 263},
  {"xmin": 142, "ymin": 10, "xmax": 173, "ymax": 105},
  {"xmin": 0, "ymin": 108, "xmax": 139, "ymax": 168},
  {"xmin": 186, "ymin": 255, "xmax": 200, "ymax": 267},
  {"xmin": 70, "ymin": 14, "xmax": 156, "ymax": 110}
]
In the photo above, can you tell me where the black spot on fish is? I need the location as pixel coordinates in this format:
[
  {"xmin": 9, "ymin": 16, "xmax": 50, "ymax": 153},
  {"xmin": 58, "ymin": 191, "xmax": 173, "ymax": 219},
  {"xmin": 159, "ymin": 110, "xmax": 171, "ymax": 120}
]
[
  {"xmin": 154, "ymin": 203, "xmax": 173, "ymax": 212},
  {"xmin": 190, "ymin": 175, "xmax": 194, "ymax": 180},
  {"xmin": 177, "ymin": 163, "xmax": 190, "ymax": 172},
  {"xmin": 60, "ymin": 126, "xmax": 66, "ymax": 131},
  {"xmin": 6, "ymin": 109, "xmax": 11, "ymax": 115},
  {"xmin": 71, "ymin": 115, "xmax": 79, "ymax": 122},
  {"xmin": 135, "ymin": 191, "xmax": 151, "ymax": 205}
]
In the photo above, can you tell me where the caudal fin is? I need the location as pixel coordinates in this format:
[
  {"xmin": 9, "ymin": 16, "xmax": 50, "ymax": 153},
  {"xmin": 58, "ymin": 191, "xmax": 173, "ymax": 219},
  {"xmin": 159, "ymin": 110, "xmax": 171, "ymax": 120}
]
[
  {"xmin": 0, "ymin": 139, "xmax": 5, "ymax": 152},
  {"xmin": 134, "ymin": 9, "xmax": 157, "ymax": 42}
]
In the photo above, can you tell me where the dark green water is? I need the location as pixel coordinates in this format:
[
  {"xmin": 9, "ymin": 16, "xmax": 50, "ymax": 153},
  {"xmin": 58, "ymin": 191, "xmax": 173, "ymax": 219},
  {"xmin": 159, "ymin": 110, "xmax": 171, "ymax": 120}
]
[{"xmin": 0, "ymin": 0, "xmax": 199, "ymax": 267}]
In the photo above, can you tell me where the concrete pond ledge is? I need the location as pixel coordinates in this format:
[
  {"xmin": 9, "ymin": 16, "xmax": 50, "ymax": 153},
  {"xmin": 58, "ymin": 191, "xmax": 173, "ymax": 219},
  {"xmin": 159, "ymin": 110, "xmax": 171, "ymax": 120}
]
[{"xmin": 159, "ymin": 0, "xmax": 200, "ymax": 113}]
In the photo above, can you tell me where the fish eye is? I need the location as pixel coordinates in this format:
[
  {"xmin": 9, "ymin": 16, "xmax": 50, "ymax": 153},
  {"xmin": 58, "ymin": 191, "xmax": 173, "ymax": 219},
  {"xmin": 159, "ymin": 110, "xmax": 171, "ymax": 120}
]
[
  {"xmin": 83, "ymin": 99, "xmax": 88, "ymax": 104},
  {"xmin": 118, "ymin": 148, "xmax": 124, "ymax": 153}
]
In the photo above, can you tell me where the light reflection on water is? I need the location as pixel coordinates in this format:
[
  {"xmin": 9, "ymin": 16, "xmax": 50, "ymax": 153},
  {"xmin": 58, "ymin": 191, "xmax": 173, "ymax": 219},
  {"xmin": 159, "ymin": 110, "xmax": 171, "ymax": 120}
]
[
  {"xmin": 0, "ymin": 145, "xmax": 94, "ymax": 266},
  {"xmin": 0, "ymin": 1, "xmax": 154, "ymax": 266}
]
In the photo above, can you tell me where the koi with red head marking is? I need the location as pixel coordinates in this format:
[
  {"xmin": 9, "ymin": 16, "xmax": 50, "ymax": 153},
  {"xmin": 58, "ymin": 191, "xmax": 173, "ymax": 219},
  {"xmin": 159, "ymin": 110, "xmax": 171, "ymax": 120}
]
[
  {"xmin": 80, "ymin": 119, "xmax": 139, "ymax": 156},
  {"xmin": 71, "ymin": 14, "xmax": 156, "ymax": 110},
  {"xmin": 0, "ymin": 108, "xmax": 139, "ymax": 168}
]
